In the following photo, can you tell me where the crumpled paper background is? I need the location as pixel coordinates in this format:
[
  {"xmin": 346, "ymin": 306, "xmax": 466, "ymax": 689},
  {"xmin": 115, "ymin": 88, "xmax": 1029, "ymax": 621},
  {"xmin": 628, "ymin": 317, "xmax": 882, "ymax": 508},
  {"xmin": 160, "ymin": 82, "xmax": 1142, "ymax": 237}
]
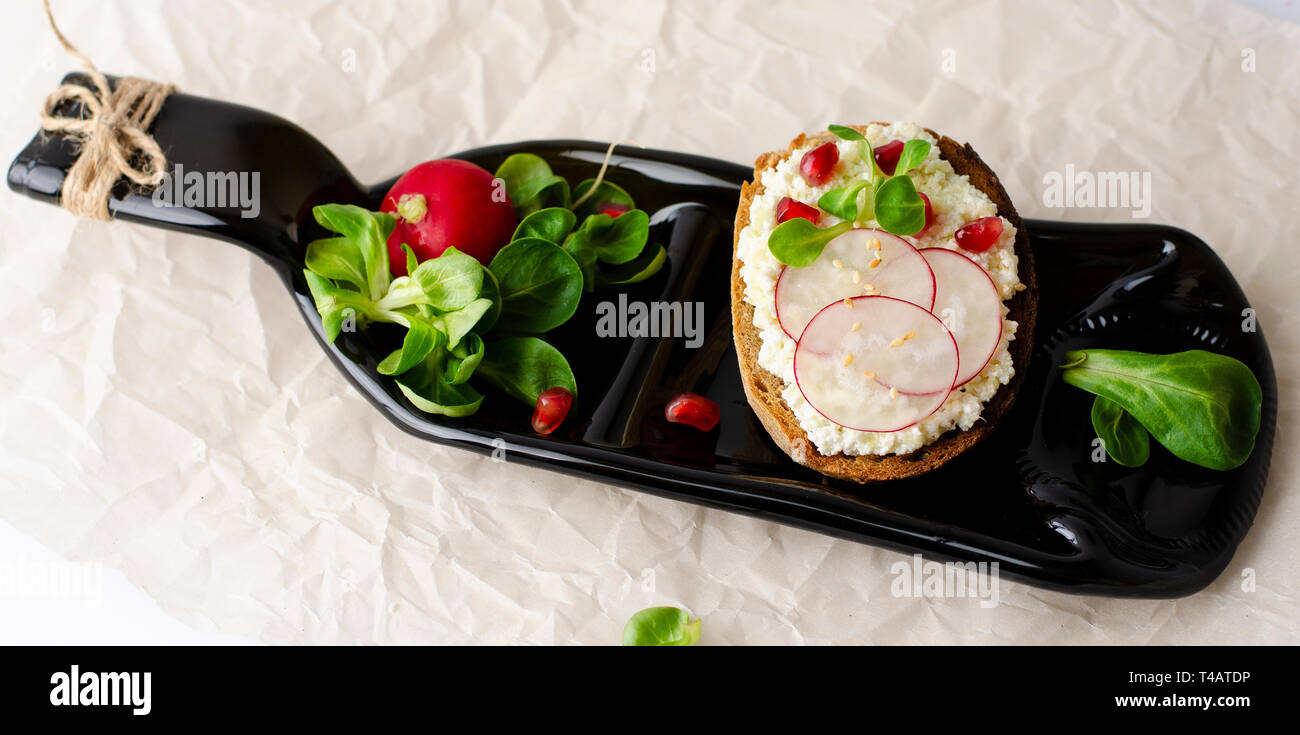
[{"xmin": 0, "ymin": 0, "xmax": 1296, "ymax": 644}]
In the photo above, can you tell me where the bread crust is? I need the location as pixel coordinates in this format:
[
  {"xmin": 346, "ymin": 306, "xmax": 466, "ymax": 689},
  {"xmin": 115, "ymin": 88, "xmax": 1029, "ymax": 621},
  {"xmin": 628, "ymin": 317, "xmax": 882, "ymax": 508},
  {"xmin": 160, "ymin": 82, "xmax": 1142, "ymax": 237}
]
[{"xmin": 731, "ymin": 126, "xmax": 1038, "ymax": 482}]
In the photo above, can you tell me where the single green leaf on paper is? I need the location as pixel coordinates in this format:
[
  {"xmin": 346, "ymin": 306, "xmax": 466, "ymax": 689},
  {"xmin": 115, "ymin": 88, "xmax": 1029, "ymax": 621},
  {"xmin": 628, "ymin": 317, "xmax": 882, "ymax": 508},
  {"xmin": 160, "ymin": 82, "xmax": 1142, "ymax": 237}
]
[
  {"xmin": 621, "ymin": 606, "xmax": 701, "ymax": 646},
  {"xmin": 1062, "ymin": 349, "xmax": 1262, "ymax": 471},
  {"xmin": 1091, "ymin": 394, "xmax": 1150, "ymax": 467},
  {"xmin": 767, "ymin": 219, "xmax": 853, "ymax": 267}
]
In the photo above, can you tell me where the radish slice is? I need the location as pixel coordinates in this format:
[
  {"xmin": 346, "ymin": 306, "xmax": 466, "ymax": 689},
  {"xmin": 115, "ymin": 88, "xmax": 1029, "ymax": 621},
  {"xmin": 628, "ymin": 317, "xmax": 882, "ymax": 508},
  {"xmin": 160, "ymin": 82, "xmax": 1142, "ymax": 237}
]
[
  {"xmin": 794, "ymin": 296, "xmax": 958, "ymax": 432},
  {"xmin": 776, "ymin": 229, "xmax": 935, "ymax": 340},
  {"xmin": 920, "ymin": 248, "xmax": 1004, "ymax": 387}
]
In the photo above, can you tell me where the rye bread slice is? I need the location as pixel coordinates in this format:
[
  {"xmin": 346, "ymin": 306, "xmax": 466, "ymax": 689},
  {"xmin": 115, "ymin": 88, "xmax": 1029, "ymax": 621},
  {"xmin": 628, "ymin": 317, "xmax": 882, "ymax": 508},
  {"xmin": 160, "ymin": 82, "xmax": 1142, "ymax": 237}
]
[{"xmin": 731, "ymin": 126, "xmax": 1038, "ymax": 482}]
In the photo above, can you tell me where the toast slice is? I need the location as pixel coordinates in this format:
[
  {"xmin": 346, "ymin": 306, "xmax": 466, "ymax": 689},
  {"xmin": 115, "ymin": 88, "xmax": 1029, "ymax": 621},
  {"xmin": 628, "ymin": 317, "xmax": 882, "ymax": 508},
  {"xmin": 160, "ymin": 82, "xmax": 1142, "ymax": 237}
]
[{"xmin": 731, "ymin": 126, "xmax": 1038, "ymax": 482}]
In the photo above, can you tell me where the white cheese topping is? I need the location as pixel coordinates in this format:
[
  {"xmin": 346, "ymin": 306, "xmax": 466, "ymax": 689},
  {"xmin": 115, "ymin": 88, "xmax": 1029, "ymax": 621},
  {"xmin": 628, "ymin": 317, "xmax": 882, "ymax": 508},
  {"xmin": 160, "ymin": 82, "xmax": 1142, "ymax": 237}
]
[{"xmin": 736, "ymin": 122, "xmax": 1023, "ymax": 456}]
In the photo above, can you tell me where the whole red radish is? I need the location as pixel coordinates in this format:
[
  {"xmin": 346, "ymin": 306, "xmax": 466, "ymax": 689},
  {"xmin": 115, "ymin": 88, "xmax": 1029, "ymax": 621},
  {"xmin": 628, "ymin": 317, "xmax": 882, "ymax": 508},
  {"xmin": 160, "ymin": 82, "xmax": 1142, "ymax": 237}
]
[{"xmin": 380, "ymin": 159, "xmax": 517, "ymax": 275}]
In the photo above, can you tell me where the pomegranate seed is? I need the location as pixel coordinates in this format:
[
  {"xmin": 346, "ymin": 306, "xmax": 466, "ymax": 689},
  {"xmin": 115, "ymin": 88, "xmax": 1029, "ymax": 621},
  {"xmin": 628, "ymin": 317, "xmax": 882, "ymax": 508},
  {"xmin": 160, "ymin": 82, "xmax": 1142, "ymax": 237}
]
[
  {"xmin": 665, "ymin": 393, "xmax": 720, "ymax": 432},
  {"xmin": 918, "ymin": 192, "xmax": 936, "ymax": 236},
  {"xmin": 954, "ymin": 217, "xmax": 1004, "ymax": 253},
  {"xmin": 799, "ymin": 143, "xmax": 839, "ymax": 186},
  {"xmin": 776, "ymin": 196, "xmax": 821, "ymax": 224},
  {"xmin": 598, "ymin": 202, "xmax": 632, "ymax": 218},
  {"xmin": 531, "ymin": 387, "xmax": 573, "ymax": 435},
  {"xmin": 873, "ymin": 140, "xmax": 904, "ymax": 176}
]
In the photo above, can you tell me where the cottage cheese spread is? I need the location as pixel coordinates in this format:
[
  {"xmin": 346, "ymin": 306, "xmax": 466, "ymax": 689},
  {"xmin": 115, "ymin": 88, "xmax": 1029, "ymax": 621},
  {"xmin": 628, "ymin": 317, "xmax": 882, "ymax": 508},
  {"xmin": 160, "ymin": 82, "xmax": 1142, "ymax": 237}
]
[{"xmin": 736, "ymin": 122, "xmax": 1023, "ymax": 456}]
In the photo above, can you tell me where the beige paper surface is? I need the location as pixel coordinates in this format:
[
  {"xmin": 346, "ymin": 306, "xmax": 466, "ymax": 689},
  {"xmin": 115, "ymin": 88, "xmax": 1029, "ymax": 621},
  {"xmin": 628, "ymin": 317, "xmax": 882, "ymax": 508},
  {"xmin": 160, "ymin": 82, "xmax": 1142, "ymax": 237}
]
[{"xmin": 0, "ymin": 0, "xmax": 1296, "ymax": 644}]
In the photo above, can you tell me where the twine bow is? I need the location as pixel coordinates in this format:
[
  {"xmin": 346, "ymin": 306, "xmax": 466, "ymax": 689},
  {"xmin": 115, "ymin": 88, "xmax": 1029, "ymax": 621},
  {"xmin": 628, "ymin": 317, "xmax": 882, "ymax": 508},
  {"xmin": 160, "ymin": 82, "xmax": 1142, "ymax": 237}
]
[{"xmin": 38, "ymin": 0, "xmax": 175, "ymax": 221}]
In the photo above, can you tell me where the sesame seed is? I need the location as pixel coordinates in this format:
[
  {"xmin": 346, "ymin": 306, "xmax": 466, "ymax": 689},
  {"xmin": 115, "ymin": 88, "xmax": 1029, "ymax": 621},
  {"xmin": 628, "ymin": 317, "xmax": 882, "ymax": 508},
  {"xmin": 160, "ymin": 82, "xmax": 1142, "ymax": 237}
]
[
  {"xmin": 889, "ymin": 336, "xmax": 905, "ymax": 348},
  {"xmin": 832, "ymin": 259, "xmax": 844, "ymax": 269},
  {"xmin": 903, "ymin": 331, "xmax": 917, "ymax": 342},
  {"xmin": 1014, "ymin": 282, "xmax": 1027, "ymax": 292},
  {"xmin": 842, "ymin": 353, "xmax": 855, "ymax": 367},
  {"xmin": 842, "ymin": 298, "xmax": 854, "ymax": 308},
  {"xmin": 869, "ymin": 238, "xmax": 881, "ymax": 250},
  {"xmin": 869, "ymin": 257, "xmax": 882, "ymax": 269},
  {"xmin": 851, "ymin": 270, "xmax": 861, "ymax": 283},
  {"xmin": 890, "ymin": 386, "xmax": 899, "ymax": 400},
  {"xmin": 862, "ymin": 284, "xmax": 876, "ymax": 294},
  {"xmin": 862, "ymin": 371, "xmax": 877, "ymax": 379},
  {"xmin": 850, "ymin": 322, "xmax": 862, "ymax": 332}
]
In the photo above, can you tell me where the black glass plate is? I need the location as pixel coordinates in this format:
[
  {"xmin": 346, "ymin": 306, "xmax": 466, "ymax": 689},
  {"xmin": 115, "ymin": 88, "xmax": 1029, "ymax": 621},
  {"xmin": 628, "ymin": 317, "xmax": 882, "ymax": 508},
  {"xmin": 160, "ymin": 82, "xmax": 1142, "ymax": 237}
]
[{"xmin": 10, "ymin": 81, "xmax": 1276, "ymax": 598}]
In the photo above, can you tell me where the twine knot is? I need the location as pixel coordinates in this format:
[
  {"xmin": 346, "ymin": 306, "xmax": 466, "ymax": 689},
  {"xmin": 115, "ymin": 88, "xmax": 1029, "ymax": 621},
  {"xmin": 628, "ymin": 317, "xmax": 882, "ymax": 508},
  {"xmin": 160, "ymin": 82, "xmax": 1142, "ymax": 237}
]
[{"xmin": 38, "ymin": 0, "xmax": 175, "ymax": 221}]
